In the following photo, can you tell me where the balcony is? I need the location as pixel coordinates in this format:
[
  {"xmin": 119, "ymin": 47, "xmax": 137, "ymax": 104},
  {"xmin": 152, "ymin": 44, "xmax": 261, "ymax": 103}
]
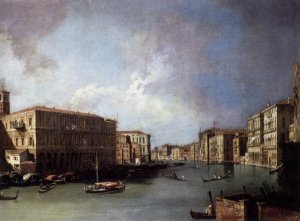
[{"xmin": 12, "ymin": 121, "xmax": 25, "ymax": 130}]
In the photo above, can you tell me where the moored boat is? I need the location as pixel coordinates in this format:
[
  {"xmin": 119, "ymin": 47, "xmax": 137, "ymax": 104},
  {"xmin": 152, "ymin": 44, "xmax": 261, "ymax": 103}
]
[
  {"xmin": 84, "ymin": 181, "xmax": 125, "ymax": 194},
  {"xmin": 0, "ymin": 191, "xmax": 19, "ymax": 200},
  {"xmin": 190, "ymin": 210, "xmax": 216, "ymax": 219},
  {"xmin": 38, "ymin": 183, "xmax": 56, "ymax": 193}
]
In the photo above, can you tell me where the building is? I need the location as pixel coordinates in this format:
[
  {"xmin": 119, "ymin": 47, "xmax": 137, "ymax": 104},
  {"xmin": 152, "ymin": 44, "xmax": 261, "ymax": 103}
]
[
  {"xmin": 0, "ymin": 91, "xmax": 117, "ymax": 172},
  {"xmin": 246, "ymin": 113, "xmax": 264, "ymax": 165},
  {"xmin": 171, "ymin": 146, "xmax": 180, "ymax": 160},
  {"xmin": 232, "ymin": 133, "xmax": 247, "ymax": 164},
  {"xmin": 161, "ymin": 144, "xmax": 173, "ymax": 160},
  {"xmin": 5, "ymin": 149, "xmax": 30, "ymax": 171},
  {"xmin": 209, "ymin": 128, "xmax": 246, "ymax": 163},
  {"xmin": 151, "ymin": 147, "xmax": 159, "ymax": 161},
  {"xmin": 115, "ymin": 133, "xmax": 131, "ymax": 164},
  {"xmin": 179, "ymin": 145, "xmax": 190, "ymax": 161},
  {"xmin": 261, "ymin": 98, "xmax": 294, "ymax": 168},
  {"xmin": 199, "ymin": 128, "xmax": 216, "ymax": 163},
  {"xmin": 189, "ymin": 142, "xmax": 200, "ymax": 161},
  {"xmin": 117, "ymin": 131, "xmax": 151, "ymax": 163}
]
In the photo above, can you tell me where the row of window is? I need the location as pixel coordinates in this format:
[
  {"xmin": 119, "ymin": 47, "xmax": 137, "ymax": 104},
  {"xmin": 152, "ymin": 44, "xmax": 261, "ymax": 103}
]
[{"xmin": 15, "ymin": 137, "xmax": 34, "ymax": 146}]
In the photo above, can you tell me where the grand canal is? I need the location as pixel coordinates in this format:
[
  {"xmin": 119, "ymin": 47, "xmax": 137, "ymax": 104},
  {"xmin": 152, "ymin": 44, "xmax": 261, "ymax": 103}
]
[{"xmin": 0, "ymin": 162, "xmax": 277, "ymax": 221}]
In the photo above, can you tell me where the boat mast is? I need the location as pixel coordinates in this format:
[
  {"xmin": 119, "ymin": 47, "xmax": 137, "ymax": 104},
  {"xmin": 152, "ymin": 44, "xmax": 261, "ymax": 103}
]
[
  {"xmin": 96, "ymin": 152, "xmax": 99, "ymax": 182},
  {"xmin": 193, "ymin": 141, "xmax": 196, "ymax": 168}
]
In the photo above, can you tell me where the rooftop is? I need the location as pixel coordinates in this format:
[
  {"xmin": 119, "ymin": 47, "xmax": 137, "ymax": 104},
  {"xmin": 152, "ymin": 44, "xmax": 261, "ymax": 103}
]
[
  {"xmin": 118, "ymin": 130, "xmax": 150, "ymax": 135},
  {"xmin": 9, "ymin": 106, "xmax": 102, "ymax": 118},
  {"xmin": 5, "ymin": 149, "xmax": 28, "ymax": 155}
]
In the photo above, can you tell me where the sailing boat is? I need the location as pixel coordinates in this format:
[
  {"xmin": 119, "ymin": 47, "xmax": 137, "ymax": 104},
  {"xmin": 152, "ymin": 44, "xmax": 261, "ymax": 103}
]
[{"xmin": 83, "ymin": 152, "xmax": 125, "ymax": 194}]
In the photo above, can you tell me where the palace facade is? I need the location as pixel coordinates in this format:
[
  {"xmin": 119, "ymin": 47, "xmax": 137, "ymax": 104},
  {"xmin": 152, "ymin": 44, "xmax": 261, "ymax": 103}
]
[{"xmin": 0, "ymin": 90, "xmax": 117, "ymax": 172}]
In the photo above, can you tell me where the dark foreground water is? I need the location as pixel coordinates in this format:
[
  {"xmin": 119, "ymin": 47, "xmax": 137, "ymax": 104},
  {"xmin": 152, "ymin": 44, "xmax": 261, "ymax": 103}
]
[{"xmin": 0, "ymin": 162, "xmax": 277, "ymax": 221}]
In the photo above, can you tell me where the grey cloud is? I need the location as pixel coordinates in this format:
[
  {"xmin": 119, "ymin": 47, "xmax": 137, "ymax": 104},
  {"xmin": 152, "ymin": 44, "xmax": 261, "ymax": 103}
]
[{"xmin": 0, "ymin": 0, "xmax": 67, "ymax": 75}]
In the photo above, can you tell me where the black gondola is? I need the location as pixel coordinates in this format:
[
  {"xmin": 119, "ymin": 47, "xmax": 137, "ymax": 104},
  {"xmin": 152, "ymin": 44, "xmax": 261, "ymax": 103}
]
[
  {"xmin": 190, "ymin": 210, "xmax": 216, "ymax": 219},
  {"xmin": 201, "ymin": 174, "xmax": 231, "ymax": 182},
  {"xmin": 38, "ymin": 183, "xmax": 56, "ymax": 193},
  {"xmin": 162, "ymin": 173, "xmax": 186, "ymax": 181}
]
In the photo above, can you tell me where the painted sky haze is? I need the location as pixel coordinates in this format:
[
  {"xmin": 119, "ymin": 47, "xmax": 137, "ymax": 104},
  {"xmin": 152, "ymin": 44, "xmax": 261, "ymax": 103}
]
[{"xmin": 0, "ymin": 0, "xmax": 299, "ymax": 147}]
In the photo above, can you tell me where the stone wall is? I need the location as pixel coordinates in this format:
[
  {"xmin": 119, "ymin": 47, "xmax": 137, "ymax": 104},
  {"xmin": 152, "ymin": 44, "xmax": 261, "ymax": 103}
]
[
  {"xmin": 257, "ymin": 203, "xmax": 300, "ymax": 221},
  {"xmin": 216, "ymin": 195, "xmax": 257, "ymax": 221}
]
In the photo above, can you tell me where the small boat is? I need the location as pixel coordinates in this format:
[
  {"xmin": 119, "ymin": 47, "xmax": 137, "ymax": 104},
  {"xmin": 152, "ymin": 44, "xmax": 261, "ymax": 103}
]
[
  {"xmin": 0, "ymin": 174, "xmax": 12, "ymax": 186},
  {"xmin": 174, "ymin": 162, "xmax": 185, "ymax": 166},
  {"xmin": 38, "ymin": 183, "xmax": 56, "ymax": 193},
  {"xmin": 23, "ymin": 173, "xmax": 41, "ymax": 186},
  {"xmin": 162, "ymin": 173, "xmax": 186, "ymax": 181},
  {"xmin": 268, "ymin": 163, "xmax": 283, "ymax": 174},
  {"xmin": 190, "ymin": 210, "xmax": 216, "ymax": 219},
  {"xmin": 0, "ymin": 191, "xmax": 19, "ymax": 200},
  {"xmin": 84, "ymin": 181, "xmax": 125, "ymax": 194},
  {"xmin": 201, "ymin": 174, "xmax": 231, "ymax": 182}
]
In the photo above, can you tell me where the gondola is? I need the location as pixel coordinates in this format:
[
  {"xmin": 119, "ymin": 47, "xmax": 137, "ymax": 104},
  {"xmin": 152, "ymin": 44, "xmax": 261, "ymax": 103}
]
[
  {"xmin": 201, "ymin": 174, "xmax": 231, "ymax": 182},
  {"xmin": 0, "ymin": 191, "xmax": 19, "ymax": 200},
  {"xmin": 190, "ymin": 210, "xmax": 216, "ymax": 219},
  {"xmin": 84, "ymin": 181, "xmax": 125, "ymax": 194},
  {"xmin": 38, "ymin": 183, "xmax": 56, "ymax": 193},
  {"xmin": 162, "ymin": 173, "xmax": 186, "ymax": 181}
]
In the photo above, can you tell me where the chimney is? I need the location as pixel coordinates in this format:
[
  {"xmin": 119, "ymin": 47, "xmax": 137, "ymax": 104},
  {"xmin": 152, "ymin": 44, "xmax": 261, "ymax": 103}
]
[{"xmin": 0, "ymin": 90, "xmax": 10, "ymax": 115}]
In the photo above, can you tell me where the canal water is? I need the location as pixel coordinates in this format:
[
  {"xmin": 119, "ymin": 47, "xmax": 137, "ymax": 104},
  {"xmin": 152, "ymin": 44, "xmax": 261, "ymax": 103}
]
[{"xmin": 0, "ymin": 162, "xmax": 277, "ymax": 221}]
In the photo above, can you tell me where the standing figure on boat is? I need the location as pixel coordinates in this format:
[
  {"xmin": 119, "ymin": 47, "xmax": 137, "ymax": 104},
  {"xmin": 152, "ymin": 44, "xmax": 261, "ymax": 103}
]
[{"xmin": 205, "ymin": 204, "xmax": 213, "ymax": 216}]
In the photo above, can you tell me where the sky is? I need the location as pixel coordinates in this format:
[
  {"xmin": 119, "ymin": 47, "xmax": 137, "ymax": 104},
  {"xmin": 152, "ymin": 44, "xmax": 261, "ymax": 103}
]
[{"xmin": 0, "ymin": 0, "xmax": 299, "ymax": 147}]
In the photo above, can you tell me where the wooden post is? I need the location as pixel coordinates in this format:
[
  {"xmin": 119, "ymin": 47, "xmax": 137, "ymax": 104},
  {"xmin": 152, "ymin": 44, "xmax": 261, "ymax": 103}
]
[{"xmin": 96, "ymin": 152, "xmax": 99, "ymax": 182}]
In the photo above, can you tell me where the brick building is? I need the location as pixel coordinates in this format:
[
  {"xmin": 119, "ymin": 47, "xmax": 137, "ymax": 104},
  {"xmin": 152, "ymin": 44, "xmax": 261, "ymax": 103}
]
[{"xmin": 116, "ymin": 131, "xmax": 151, "ymax": 163}]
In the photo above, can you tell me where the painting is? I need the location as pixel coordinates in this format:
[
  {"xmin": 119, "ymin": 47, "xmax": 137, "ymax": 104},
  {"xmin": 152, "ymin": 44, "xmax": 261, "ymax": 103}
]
[{"xmin": 0, "ymin": 1, "xmax": 299, "ymax": 221}]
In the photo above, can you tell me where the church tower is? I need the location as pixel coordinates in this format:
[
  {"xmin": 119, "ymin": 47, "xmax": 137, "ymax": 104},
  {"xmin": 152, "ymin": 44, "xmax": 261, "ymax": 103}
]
[{"xmin": 0, "ymin": 90, "xmax": 10, "ymax": 115}]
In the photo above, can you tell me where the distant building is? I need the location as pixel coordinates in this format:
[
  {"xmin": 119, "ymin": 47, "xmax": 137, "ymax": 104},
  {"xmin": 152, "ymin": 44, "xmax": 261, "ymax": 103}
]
[
  {"xmin": 188, "ymin": 142, "xmax": 199, "ymax": 161},
  {"xmin": 117, "ymin": 131, "xmax": 151, "ymax": 163},
  {"xmin": 199, "ymin": 128, "xmax": 216, "ymax": 163},
  {"xmin": 179, "ymin": 145, "xmax": 190, "ymax": 161},
  {"xmin": 232, "ymin": 132, "xmax": 247, "ymax": 164},
  {"xmin": 246, "ymin": 112, "xmax": 264, "ymax": 165},
  {"xmin": 208, "ymin": 128, "xmax": 246, "ymax": 163},
  {"xmin": 115, "ymin": 133, "xmax": 131, "ymax": 164},
  {"xmin": 151, "ymin": 147, "xmax": 159, "ymax": 161},
  {"xmin": 261, "ymin": 98, "xmax": 294, "ymax": 168},
  {"xmin": 0, "ymin": 90, "xmax": 117, "ymax": 172},
  {"xmin": 171, "ymin": 146, "xmax": 180, "ymax": 160},
  {"xmin": 161, "ymin": 144, "xmax": 173, "ymax": 160}
]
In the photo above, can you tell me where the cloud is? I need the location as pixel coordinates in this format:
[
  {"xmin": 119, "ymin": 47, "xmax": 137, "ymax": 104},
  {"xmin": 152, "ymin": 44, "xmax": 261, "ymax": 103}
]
[{"xmin": 0, "ymin": 0, "xmax": 67, "ymax": 75}]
